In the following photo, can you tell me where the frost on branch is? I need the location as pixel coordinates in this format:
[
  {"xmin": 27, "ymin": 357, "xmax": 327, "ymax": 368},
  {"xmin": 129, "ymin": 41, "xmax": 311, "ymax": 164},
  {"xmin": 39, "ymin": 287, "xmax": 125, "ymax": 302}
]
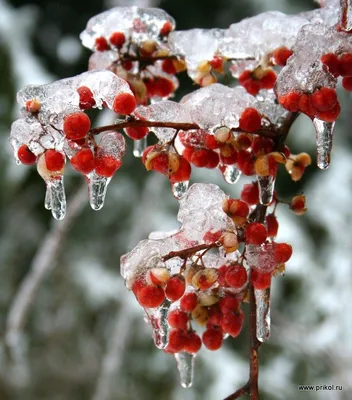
[
  {"xmin": 120, "ymin": 183, "xmax": 292, "ymax": 386},
  {"xmin": 9, "ymin": 71, "xmax": 133, "ymax": 219}
]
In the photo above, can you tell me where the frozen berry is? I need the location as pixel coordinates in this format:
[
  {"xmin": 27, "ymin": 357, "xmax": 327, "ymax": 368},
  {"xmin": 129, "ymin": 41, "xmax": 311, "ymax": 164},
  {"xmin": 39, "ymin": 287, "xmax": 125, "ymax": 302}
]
[
  {"xmin": 245, "ymin": 222, "xmax": 268, "ymax": 245},
  {"xmin": 251, "ymin": 269, "xmax": 271, "ymax": 290},
  {"xmin": 95, "ymin": 36, "xmax": 109, "ymax": 51},
  {"xmin": 95, "ymin": 155, "xmax": 122, "ymax": 177},
  {"xmin": 70, "ymin": 148, "xmax": 95, "ymax": 174},
  {"xmin": 77, "ymin": 86, "xmax": 96, "ymax": 110},
  {"xmin": 168, "ymin": 309, "xmax": 189, "ymax": 330},
  {"xmin": 225, "ymin": 264, "xmax": 247, "ymax": 288},
  {"xmin": 180, "ymin": 292, "xmax": 198, "ymax": 312},
  {"xmin": 137, "ymin": 285, "xmax": 165, "ymax": 308},
  {"xmin": 63, "ymin": 112, "xmax": 91, "ymax": 140},
  {"xmin": 274, "ymin": 243, "xmax": 293, "ymax": 264},
  {"xmin": 273, "ymin": 46, "xmax": 293, "ymax": 66},
  {"xmin": 165, "ymin": 275, "xmax": 186, "ymax": 302},
  {"xmin": 202, "ymin": 328, "xmax": 223, "ymax": 350},
  {"xmin": 44, "ymin": 150, "xmax": 65, "ymax": 171},
  {"xmin": 239, "ymin": 108, "xmax": 261, "ymax": 133},
  {"xmin": 109, "ymin": 31, "xmax": 126, "ymax": 48},
  {"xmin": 17, "ymin": 144, "xmax": 36, "ymax": 165},
  {"xmin": 125, "ymin": 126, "xmax": 149, "ymax": 140}
]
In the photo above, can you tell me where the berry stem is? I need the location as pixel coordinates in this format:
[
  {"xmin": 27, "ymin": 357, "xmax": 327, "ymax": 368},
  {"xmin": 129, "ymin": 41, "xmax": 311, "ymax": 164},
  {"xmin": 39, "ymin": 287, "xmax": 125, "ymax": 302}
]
[{"xmin": 162, "ymin": 242, "xmax": 220, "ymax": 262}]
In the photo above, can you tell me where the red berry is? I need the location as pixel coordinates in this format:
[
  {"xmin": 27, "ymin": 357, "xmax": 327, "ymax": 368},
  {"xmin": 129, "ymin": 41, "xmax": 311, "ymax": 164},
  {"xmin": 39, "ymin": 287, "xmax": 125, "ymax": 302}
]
[
  {"xmin": 180, "ymin": 292, "xmax": 198, "ymax": 312},
  {"xmin": 152, "ymin": 77, "xmax": 175, "ymax": 97},
  {"xmin": 149, "ymin": 153, "xmax": 168, "ymax": 175},
  {"xmin": 205, "ymin": 150, "xmax": 220, "ymax": 169},
  {"xmin": 207, "ymin": 306, "xmax": 223, "ymax": 326},
  {"xmin": 274, "ymin": 243, "xmax": 293, "ymax": 264},
  {"xmin": 169, "ymin": 157, "xmax": 191, "ymax": 183},
  {"xmin": 109, "ymin": 31, "xmax": 126, "ymax": 48},
  {"xmin": 77, "ymin": 86, "xmax": 96, "ymax": 110},
  {"xmin": 251, "ymin": 269, "xmax": 271, "ymax": 290},
  {"xmin": 210, "ymin": 55, "xmax": 223, "ymax": 70},
  {"xmin": 203, "ymin": 134, "xmax": 219, "ymax": 149},
  {"xmin": 70, "ymin": 148, "xmax": 95, "ymax": 174},
  {"xmin": 260, "ymin": 70, "xmax": 277, "ymax": 89},
  {"xmin": 132, "ymin": 278, "xmax": 145, "ymax": 297},
  {"xmin": 339, "ymin": 53, "xmax": 352, "ymax": 77},
  {"xmin": 202, "ymin": 328, "xmax": 223, "ymax": 351},
  {"xmin": 225, "ymin": 264, "xmax": 247, "ymax": 288},
  {"xmin": 298, "ymin": 94, "xmax": 317, "ymax": 118},
  {"xmin": 95, "ymin": 36, "xmax": 109, "ymax": 51},
  {"xmin": 165, "ymin": 275, "xmax": 186, "ymax": 302},
  {"xmin": 191, "ymin": 149, "xmax": 210, "ymax": 168},
  {"xmin": 266, "ymin": 214, "xmax": 279, "ymax": 237},
  {"xmin": 241, "ymin": 182, "xmax": 259, "ymax": 205},
  {"xmin": 203, "ymin": 229, "xmax": 223, "ymax": 244},
  {"xmin": 160, "ymin": 21, "xmax": 173, "ymax": 36},
  {"xmin": 166, "ymin": 329, "xmax": 186, "ymax": 353},
  {"xmin": 245, "ymin": 222, "xmax": 268, "ymax": 245},
  {"xmin": 221, "ymin": 311, "xmax": 244, "ymax": 337},
  {"xmin": 95, "ymin": 155, "xmax": 122, "ymax": 177},
  {"xmin": 137, "ymin": 285, "xmax": 165, "ymax": 308},
  {"xmin": 122, "ymin": 60, "xmax": 133, "ymax": 71},
  {"xmin": 237, "ymin": 150, "xmax": 255, "ymax": 175},
  {"xmin": 315, "ymin": 102, "xmax": 340, "ymax": 122},
  {"xmin": 168, "ymin": 309, "xmax": 189, "ymax": 330},
  {"xmin": 63, "ymin": 112, "xmax": 91, "ymax": 140},
  {"xmin": 342, "ymin": 76, "xmax": 352, "ymax": 91},
  {"xmin": 44, "ymin": 150, "xmax": 65, "ymax": 171},
  {"xmin": 239, "ymin": 108, "xmax": 261, "ymax": 133},
  {"xmin": 184, "ymin": 332, "xmax": 202, "ymax": 353},
  {"xmin": 17, "ymin": 144, "xmax": 36, "ymax": 165},
  {"xmin": 321, "ymin": 53, "xmax": 340, "ymax": 77},
  {"xmin": 219, "ymin": 296, "xmax": 240, "ymax": 314},
  {"xmin": 113, "ymin": 93, "xmax": 137, "ymax": 115},
  {"xmin": 238, "ymin": 70, "xmax": 260, "ymax": 96},
  {"xmin": 279, "ymin": 92, "xmax": 301, "ymax": 112},
  {"xmin": 311, "ymin": 88, "xmax": 337, "ymax": 112},
  {"xmin": 125, "ymin": 126, "xmax": 149, "ymax": 140},
  {"xmin": 273, "ymin": 46, "xmax": 293, "ymax": 66},
  {"xmin": 217, "ymin": 265, "xmax": 228, "ymax": 287},
  {"xmin": 220, "ymin": 145, "xmax": 237, "ymax": 165},
  {"xmin": 161, "ymin": 59, "xmax": 177, "ymax": 75}
]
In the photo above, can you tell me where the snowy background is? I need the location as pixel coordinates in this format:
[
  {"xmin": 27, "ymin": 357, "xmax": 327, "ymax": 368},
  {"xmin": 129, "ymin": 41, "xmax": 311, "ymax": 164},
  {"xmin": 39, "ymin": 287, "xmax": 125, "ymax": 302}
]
[{"xmin": 0, "ymin": 0, "xmax": 351, "ymax": 399}]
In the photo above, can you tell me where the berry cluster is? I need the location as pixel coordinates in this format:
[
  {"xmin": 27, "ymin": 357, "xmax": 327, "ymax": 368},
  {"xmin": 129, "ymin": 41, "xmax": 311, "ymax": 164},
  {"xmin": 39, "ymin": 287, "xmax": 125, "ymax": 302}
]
[
  {"xmin": 321, "ymin": 52, "xmax": 352, "ymax": 91},
  {"xmin": 238, "ymin": 68, "xmax": 277, "ymax": 96}
]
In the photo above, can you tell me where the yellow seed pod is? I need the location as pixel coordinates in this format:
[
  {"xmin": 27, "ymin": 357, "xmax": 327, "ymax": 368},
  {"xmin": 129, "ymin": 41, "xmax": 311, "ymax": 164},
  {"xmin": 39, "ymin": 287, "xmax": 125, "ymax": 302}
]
[
  {"xmin": 27, "ymin": 98, "xmax": 41, "ymax": 113},
  {"xmin": 153, "ymin": 49, "xmax": 169, "ymax": 58},
  {"xmin": 214, "ymin": 127, "xmax": 231, "ymax": 143},
  {"xmin": 191, "ymin": 305, "xmax": 209, "ymax": 326},
  {"xmin": 254, "ymin": 155, "xmax": 270, "ymax": 176},
  {"xmin": 168, "ymin": 152, "xmax": 180, "ymax": 174},
  {"xmin": 173, "ymin": 59, "xmax": 187, "ymax": 72},
  {"xmin": 270, "ymin": 151, "xmax": 286, "ymax": 164},
  {"xmin": 200, "ymin": 73, "xmax": 217, "ymax": 87},
  {"xmin": 144, "ymin": 151, "xmax": 160, "ymax": 171},
  {"xmin": 192, "ymin": 268, "xmax": 219, "ymax": 290},
  {"xmin": 222, "ymin": 232, "xmax": 239, "ymax": 253},
  {"xmin": 197, "ymin": 60, "xmax": 212, "ymax": 73},
  {"xmin": 146, "ymin": 268, "xmax": 170, "ymax": 286},
  {"xmin": 197, "ymin": 292, "xmax": 219, "ymax": 306},
  {"xmin": 140, "ymin": 40, "xmax": 157, "ymax": 55},
  {"xmin": 184, "ymin": 264, "xmax": 202, "ymax": 285},
  {"xmin": 297, "ymin": 152, "xmax": 312, "ymax": 166}
]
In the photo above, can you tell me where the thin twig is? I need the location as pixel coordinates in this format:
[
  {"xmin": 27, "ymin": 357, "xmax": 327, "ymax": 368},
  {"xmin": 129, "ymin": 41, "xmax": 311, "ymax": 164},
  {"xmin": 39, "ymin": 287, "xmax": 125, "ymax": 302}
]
[
  {"xmin": 5, "ymin": 184, "xmax": 87, "ymax": 354},
  {"xmin": 224, "ymin": 382, "xmax": 250, "ymax": 400},
  {"xmin": 162, "ymin": 242, "xmax": 220, "ymax": 262}
]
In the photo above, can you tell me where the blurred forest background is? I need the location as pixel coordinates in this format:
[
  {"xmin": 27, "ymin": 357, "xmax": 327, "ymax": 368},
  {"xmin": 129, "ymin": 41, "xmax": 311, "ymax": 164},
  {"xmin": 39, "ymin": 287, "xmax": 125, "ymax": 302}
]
[{"xmin": 0, "ymin": 0, "xmax": 351, "ymax": 399}]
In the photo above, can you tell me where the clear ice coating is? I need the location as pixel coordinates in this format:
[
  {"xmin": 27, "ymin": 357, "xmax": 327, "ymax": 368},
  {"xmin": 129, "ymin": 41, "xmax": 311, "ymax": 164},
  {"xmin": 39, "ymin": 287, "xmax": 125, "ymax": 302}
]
[
  {"xmin": 168, "ymin": 29, "xmax": 225, "ymax": 79},
  {"xmin": 313, "ymin": 119, "xmax": 335, "ymax": 170},
  {"xmin": 255, "ymin": 288, "xmax": 271, "ymax": 342},
  {"xmin": 46, "ymin": 177, "xmax": 67, "ymax": 220},
  {"xmin": 257, "ymin": 175, "xmax": 275, "ymax": 205},
  {"xmin": 133, "ymin": 137, "xmax": 147, "ymax": 157},
  {"xmin": 147, "ymin": 299, "xmax": 171, "ymax": 349},
  {"xmin": 88, "ymin": 173, "xmax": 111, "ymax": 211},
  {"xmin": 246, "ymin": 243, "xmax": 278, "ymax": 274},
  {"xmin": 340, "ymin": 0, "xmax": 352, "ymax": 31},
  {"xmin": 80, "ymin": 7, "xmax": 175, "ymax": 50},
  {"xmin": 135, "ymin": 101, "xmax": 192, "ymax": 143},
  {"xmin": 175, "ymin": 352, "xmax": 195, "ymax": 388},
  {"xmin": 171, "ymin": 181, "xmax": 189, "ymax": 200},
  {"xmin": 221, "ymin": 165, "xmax": 241, "ymax": 184}
]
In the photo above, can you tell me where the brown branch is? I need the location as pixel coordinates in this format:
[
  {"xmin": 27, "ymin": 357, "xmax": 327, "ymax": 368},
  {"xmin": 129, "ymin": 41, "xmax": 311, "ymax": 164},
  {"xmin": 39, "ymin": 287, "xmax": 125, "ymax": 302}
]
[
  {"xmin": 224, "ymin": 382, "xmax": 250, "ymax": 400},
  {"xmin": 90, "ymin": 119, "xmax": 282, "ymax": 139},
  {"xmin": 162, "ymin": 242, "xmax": 220, "ymax": 262}
]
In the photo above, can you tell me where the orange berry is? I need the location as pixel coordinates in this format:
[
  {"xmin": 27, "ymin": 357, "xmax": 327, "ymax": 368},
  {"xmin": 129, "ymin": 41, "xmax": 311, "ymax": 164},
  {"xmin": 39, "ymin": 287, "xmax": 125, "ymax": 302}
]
[
  {"xmin": 260, "ymin": 69, "xmax": 277, "ymax": 89},
  {"xmin": 273, "ymin": 46, "xmax": 293, "ymax": 66},
  {"xmin": 315, "ymin": 102, "xmax": 340, "ymax": 122},
  {"xmin": 290, "ymin": 195, "xmax": 307, "ymax": 215},
  {"xmin": 239, "ymin": 108, "xmax": 261, "ymax": 133},
  {"xmin": 279, "ymin": 91, "xmax": 301, "ymax": 112},
  {"xmin": 311, "ymin": 87, "xmax": 337, "ymax": 112}
]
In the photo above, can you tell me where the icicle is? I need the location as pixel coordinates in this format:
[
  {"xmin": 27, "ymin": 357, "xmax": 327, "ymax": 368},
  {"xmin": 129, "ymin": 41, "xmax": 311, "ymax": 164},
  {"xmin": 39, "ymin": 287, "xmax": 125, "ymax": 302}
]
[
  {"xmin": 255, "ymin": 287, "xmax": 271, "ymax": 342},
  {"xmin": 44, "ymin": 186, "xmax": 52, "ymax": 210},
  {"xmin": 175, "ymin": 352, "xmax": 195, "ymax": 388},
  {"xmin": 171, "ymin": 181, "xmax": 189, "ymax": 200},
  {"xmin": 45, "ymin": 176, "xmax": 66, "ymax": 220},
  {"xmin": 88, "ymin": 172, "xmax": 111, "ymax": 210},
  {"xmin": 340, "ymin": 0, "xmax": 352, "ymax": 32},
  {"xmin": 133, "ymin": 137, "xmax": 147, "ymax": 158},
  {"xmin": 149, "ymin": 299, "xmax": 171, "ymax": 349},
  {"xmin": 222, "ymin": 165, "xmax": 241, "ymax": 184},
  {"xmin": 257, "ymin": 175, "xmax": 275, "ymax": 205},
  {"xmin": 313, "ymin": 118, "xmax": 335, "ymax": 170}
]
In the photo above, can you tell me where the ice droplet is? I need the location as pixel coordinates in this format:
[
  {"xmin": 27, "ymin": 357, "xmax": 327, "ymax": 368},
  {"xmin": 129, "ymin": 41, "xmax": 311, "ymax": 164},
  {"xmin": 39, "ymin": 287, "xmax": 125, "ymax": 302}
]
[
  {"xmin": 148, "ymin": 299, "xmax": 171, "ymax": 349},
  {"xmin": 255, "ymin": 287, "xmax": 271, "ymax": 342},
  {"xmin": 171, "ymin": 181, "xmax": 189, "ymax": 200},
  {"xmin": 313, "ymin": 118, "xmax": 335, "ymax": 170},
  {"xmin": 44, "ymin": 186, "xmax": 52, "ymax": 210},
  {"xmin": 222, "ymin": 165, "xmax": 241, "ymax": 184},
  {"xmin": 257, "ymin": 175, "xmax": 275, "ymax": 205},
  {"xmin": 133, "ymin": 137, "xmax": 147, "ymax": 158},
  {"xmin": 175, "ymin": 352, "xmax": 195, "ymax": 388},
  {"xmin": 88, "ymin": 172, "xmax": 111, "ymax": 210},
  {"xmin": 46, "ymin": 177, "xmax": 66, "ymax": 220}
]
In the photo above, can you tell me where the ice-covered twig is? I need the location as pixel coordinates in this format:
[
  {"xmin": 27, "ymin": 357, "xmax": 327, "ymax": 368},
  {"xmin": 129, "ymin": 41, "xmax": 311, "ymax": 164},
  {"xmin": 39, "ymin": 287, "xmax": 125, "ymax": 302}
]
[{"xmin": 5, "ymin": 184, "xmax": 87, "ymax": 356}]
